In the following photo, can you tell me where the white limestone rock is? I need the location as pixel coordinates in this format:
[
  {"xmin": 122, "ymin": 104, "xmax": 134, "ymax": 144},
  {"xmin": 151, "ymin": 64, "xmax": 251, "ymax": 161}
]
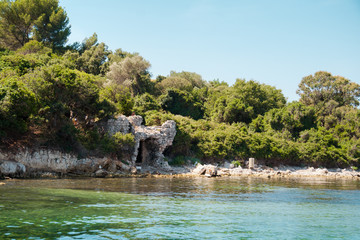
[{"xmin": 0, "ymin": 161, "xmax": 26, "ymax": 176}]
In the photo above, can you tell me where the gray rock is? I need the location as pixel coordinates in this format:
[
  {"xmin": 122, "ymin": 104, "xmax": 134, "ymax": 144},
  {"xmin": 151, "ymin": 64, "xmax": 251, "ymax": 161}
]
[
  {"xmin": 205, "ymin": 165, "xmax": 217, "ymax": 177},
  {"xmin": 128, "ymin": 115, "xmax": 143, "ymax": 127},
  {"xmin": 105, "ymin": 115, "xmax": 132, "ymax": 135},
  {"xmin": 0, "ymin": 161, "xmax": 26, "ymax": 177},
  {"xmin": 193, "ymin": 164, "xmax": 218, "ymax": 177},
  {"xmin": 95, "ymin": 169, "xmax": 108, "ymax": 178},
  {"xmin": 130, "ymin": 120, "xmax": 176, "ymax": 169},
  {"xmin": 131, "ymin": 167, "xmax": 138, "ymax": 174},
  {"xmin": 192, "ymin": 164, "xmax": 206, "ymax": 175}
]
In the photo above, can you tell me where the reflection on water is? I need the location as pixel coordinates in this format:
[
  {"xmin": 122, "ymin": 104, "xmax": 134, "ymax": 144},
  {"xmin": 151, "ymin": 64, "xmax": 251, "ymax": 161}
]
[{"xmin": 0, "ymin": 177, "xmax": 359, "ymax": 239}]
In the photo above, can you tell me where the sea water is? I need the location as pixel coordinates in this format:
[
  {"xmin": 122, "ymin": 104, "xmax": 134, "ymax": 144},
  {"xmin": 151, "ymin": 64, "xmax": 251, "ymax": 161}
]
[{"xmin": 0, "ymin": 177, "xmax": 359, "ymax": 239}]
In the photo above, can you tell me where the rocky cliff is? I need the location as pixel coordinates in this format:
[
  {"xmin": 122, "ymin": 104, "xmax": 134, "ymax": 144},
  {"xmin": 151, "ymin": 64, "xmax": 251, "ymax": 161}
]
[{"xmin": 0, "ymin": 115, "xmax": 176, "ymax": 178}]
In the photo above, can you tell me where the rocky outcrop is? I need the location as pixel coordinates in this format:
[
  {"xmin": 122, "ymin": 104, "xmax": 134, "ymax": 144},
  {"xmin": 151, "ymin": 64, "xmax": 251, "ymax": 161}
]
[
  {"xmin": 105, "ymin": 115, "xmax": 133, "ymax": 135},
  {"xmin": 0, "ymin": 115, "xmax": 176, "ymax": 178},
  {"xmin": 0, "ymin": 149, "xmax": 110, "ymax": 177},
  {"xmin": 104, "ymin": 115, "xmax": 176, "ymax": 170},
  {"xmin": 131, "ymin": 119, "xmax": 176, "ymax": 170}
]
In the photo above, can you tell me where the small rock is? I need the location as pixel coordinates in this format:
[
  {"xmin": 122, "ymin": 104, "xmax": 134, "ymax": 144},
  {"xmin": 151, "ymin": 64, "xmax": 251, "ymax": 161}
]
[
  {"xmin": 316, "ymin": 168, "xmax": 328, "ymax": 174},
  {"xmin": 119, "ymin": 162, "xmax": 131, "ymax": 172},
  {"xmin": 95, "ymin": 169, "xmax": 108, "ymax": 178},
  {"xmin": 223, "ymin": 162, "xmax": 231, "ymax": 169},
  {"xmin": 192, "ymin": 164, "xmax": 206, "ymax": 175},
  {"xmin": 205, "ymin": 165, "xmax": 217, "ymax": 177},
  {"xmin": 131, "ymin": 167, "xmax": 138, "ymax": 174}
]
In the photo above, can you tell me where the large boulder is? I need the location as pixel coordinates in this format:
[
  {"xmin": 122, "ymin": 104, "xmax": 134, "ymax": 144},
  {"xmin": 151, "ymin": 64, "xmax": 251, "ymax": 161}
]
[{"xmin": 0, "ymin": 160, "xmax": 26, "ymax": 177}]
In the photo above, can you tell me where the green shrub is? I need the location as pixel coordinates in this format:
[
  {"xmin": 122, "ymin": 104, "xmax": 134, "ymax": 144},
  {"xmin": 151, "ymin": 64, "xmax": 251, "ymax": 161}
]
[
  {"xmin": 112, "ymin": 132, "xmax": 135, "ymax": 148},
  {"xmin": 231, "ymin": 160, "xmax": 241, "ymax": 167},
  {"xmin": 169, "ymin": 156, "xmax": 186, "ymax": 166},
  {"xmin": 0, "ymin": 77, "xmax": 37, "ymax": 138}
]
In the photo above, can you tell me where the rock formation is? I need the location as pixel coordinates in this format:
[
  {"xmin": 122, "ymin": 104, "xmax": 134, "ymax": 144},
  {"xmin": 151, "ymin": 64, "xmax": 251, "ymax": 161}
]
[
  {"xmin": 0, "ymin": 115, "xmax": 176, "ymax": 178},
  {"xmin": 102, "ymin": 115, "xmax": 176, "ymax": 170}
]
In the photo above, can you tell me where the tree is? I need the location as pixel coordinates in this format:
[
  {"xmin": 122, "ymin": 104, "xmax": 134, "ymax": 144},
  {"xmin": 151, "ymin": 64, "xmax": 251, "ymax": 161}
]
[
  {"xmin": 297, "ymin": 71, "xmax": 360, "ymax": 108},
  {"xmin": 133, "ymin": 93, "xmax": 159, "ymax": 116},
  {"xmin": 233, "ymin": 79, "xmax": 286, "ymax": 116},
  {"xmin": 168, "ymin": 71, "xmax": 206, "ymax": 88},
  {"xmin": 0, "ymin": 0, "xmax": 70, "ymax": 50},
  {"xmin": 210, "ymin": 96, "xmax": 253, "ymax": 124},
  {"xmin": 159, "ymin": 89, "xmax": 204, "ymax": 120},
  {"xmin": 262, "ymin": 102, "xmax": 316, "ymax": 138},
  {"xmin": 208, "ymin": 79, "xmax": 286, "ymax": 124},
  {"xmin": 0, "ymin": 76, "xmax": 37, "ymax": 138},
  {"xmin": 156, "ymin": 76, "xmax": 193, "ymax": 94},
  {"xmin": 24, "ymin": 64, "xmax": 114, "ymax": 132},
  {"xmin": 76, "ymin": 33, "xmax": 110, "ymax": 75},
  {"xmin": 106, "ymin": 55, "xmax": 152, "ymax": 96}
]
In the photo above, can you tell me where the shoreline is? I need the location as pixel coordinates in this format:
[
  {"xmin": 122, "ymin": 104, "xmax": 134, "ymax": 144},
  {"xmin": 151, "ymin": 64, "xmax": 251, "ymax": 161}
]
[
  {"xmin": 1, "ymin": 164, "xmax": 360, "ymax": 181},
  {"xmin": 152, "ymin": 164, "xmax": 360, "ymax": 180}
]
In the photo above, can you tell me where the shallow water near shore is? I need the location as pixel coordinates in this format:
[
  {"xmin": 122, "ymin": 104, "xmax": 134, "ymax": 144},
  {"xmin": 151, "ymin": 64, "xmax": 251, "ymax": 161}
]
[{"xmin": 1, "ymin": 177, "xmax": 359, "ymax": 239}]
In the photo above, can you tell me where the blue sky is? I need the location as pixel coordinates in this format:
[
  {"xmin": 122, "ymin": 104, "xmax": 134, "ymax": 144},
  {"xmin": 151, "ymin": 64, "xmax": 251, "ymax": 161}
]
[{"xmin": 60, "ymin": 0, "xmax": 360, "ymax": 101}]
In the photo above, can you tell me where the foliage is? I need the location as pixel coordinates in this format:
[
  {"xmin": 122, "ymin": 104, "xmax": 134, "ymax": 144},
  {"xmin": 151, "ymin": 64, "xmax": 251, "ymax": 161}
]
[
  {"xmin": 168, "ymin": 71, "xmax": 206, "ymax": 88},
  {"xmin": 144, "ymin": 109, "xmax": 359, "ymax": 168},
  {"xmin": 159, "ymin": 89, "xmax": 204, "ymax": 120},
  {"xmin": 0, "ymin": 0, "xmax": 70, "ymax": 50},
  {"xmin": 262, "ymin": 102, "xmax": 317, "ymax": 138},
  {"xmin": 106, "ymin": 55, "xmax": 153, "ymax": 96},
  {"xmin": 133, "ymin": 93, "xmax": 159, "ymax": 116},
  {"xmin": 75, "ymin": 33, "xmax": 110, "ymax": 75},
  {"xmin": 297, "ymin": 71, "xmax": 360, "ymax": 108},
  {"xmin": 156, "ymin": 71, "xmax": 207, "ymax": 94},
  {"xmin": 231, "ymin": 160, "xmax": 241, "ymax": 167},
  {"xmin": 100, "ymin": 83, "xmax": 134, "ymax": 116},
  {"xmin": 0, "ymin": 76, "xmax": 37, "ymax": 138},
  {"xmin": 0, "ymin": 0, "xmax": 359, "ymax": 167},
  {"xmin": 112, "ymin": 132, "xmax": 135, "ymax": 148},
  {"xmin": 208, "ymin": 79, "xmax": 286, "ymax": 124}
]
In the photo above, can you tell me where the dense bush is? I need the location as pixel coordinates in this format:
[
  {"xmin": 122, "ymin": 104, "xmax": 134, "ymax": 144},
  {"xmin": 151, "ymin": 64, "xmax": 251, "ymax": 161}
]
[
  {"xmin": 0, "ymin": 77, "xmax": 37, "ymax": 138},
  {"xmin": 159, "ymin": 89, "xmax": 205, "ymax": 120}
]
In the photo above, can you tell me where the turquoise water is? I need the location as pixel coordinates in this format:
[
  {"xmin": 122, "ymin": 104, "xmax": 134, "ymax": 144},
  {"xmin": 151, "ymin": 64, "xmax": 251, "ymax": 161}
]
[{"xmin": 0, "ymin": 177, "xmax": 359, "ymax": 239}]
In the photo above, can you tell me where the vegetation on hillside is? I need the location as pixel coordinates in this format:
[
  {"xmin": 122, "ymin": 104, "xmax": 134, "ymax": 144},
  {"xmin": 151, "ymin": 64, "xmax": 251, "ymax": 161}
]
[{"xmin": 1, "ymin": 0, "xmax": 359, "ymax": 168}]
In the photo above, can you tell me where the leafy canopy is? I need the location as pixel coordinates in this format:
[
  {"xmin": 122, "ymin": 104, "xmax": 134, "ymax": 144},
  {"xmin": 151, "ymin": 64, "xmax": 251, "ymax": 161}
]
[
  {"xmin": 297, "ymin": 71, "xmax": 360, "ymax": 108},
  {"xmin": 0, "ymin": 0, "xmax": 70, "ymax": 50}
]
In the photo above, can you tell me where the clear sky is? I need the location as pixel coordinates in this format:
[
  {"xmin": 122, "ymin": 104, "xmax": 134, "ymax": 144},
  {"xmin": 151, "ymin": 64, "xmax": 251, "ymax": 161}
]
[{"xmin": 60, "ymin": 0, "xmax": 360, "ymax": 102}]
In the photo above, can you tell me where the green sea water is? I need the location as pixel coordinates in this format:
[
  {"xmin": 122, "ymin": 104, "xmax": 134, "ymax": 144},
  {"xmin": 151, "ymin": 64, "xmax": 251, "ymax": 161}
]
[{"xmin": 0, "ymin": 177, "xmax": 359, "ymax": 239}]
